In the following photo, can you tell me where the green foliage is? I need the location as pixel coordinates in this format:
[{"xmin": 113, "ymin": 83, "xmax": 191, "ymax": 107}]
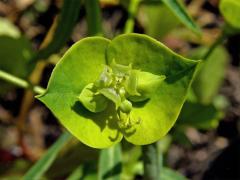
[
  {"xmin": 0, "ymin": 36, "xmax": 33, "ymax": 78},
  {"xmin": 0, "ymin": 0, "xmax": 231, "ymax": 179},
  {"xmin": 37, "ymin": 33, "xmax": 199, "ymax": 148},
  {"xmin": 142, "ymin": 143, "xmax": 160, "ymax": 179},
  {"xmin": 98, "ymin": 144, "xmax": 122, "ymax": 180},
  {"xmin": 176, "ymin": 46, "xmax": 228, "ymax": 131},
  {"xmin": 0, "ymin": 18, "xmax": 33, "ymax": 94},
  {"xmin": 220, "ymin": 0, "xmax": 240, "ymax": 29},
  {"xmin": 190, "ymin": 46, "xmax": 229, "ymax": 104},
  {"xmin": 161, "ymin": 0, "xmax": 201, "ymax": 34},
  {"xmin": 177, "ymin": 101, "xmax": 223, "ymax": 130},
  {"xmin": 107, "ymin": 34, "xmax": 199, "ymax": 145},
  {"xmin": 139, "ymin": 3, "xmax": 181, "ymax": 39},
  {"xmin": 37, "ymin": 37, "xmax": 122, "ymax": 148},
  {"xmin": 85, "ymin": 0, "xmax": 103, "ymax": 36},
  {"xmin": 121, "ymin": 143, "xmax": 142, "ymax": 179}
]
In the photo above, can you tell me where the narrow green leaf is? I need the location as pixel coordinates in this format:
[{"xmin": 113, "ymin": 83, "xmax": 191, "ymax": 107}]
[
  {"xmin": 98, "ymin": 144, "xmax": 122, "ymax": 180},
  {"xmin": 85, "ymin": 0, "xmax": 103, "ymax": 36},
  {"xmin": 142, "ymin": 143, "xmax": 160, "ymax": 180},
  {"xmin": 23, "ymin": 132, "xmax": 71, "ymax": 180},
  {"xmin": 161, "ymin": 0, "xmax": 201, "ymax": 34},
  {"xmin": 33, "ymin": 0, "xmax": 81, "ymax": 61}
]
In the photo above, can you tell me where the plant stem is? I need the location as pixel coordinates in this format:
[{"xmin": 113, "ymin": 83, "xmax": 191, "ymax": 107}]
[
  {"xmin": 202, "ymin": 31, "xmax": 226, "ymax": 60},
  {"xmin": 142, "ymin": 142, "xmax": 160, "ymax": 180},
  {"xmin": 85, "ymin": 0, "xmax": 103, "ymax": 36},
  {"xmin": 0, "ymin": 70, "xmax": 45, "ymax": 94},
  {"xmin": 124, "ymin": 0, "xmax": 141, "ymax": 33}
]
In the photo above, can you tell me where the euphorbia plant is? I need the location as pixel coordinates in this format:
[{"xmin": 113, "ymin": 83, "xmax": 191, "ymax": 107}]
[{"xmin": 37, "ymin": 33, "xmax": 200, "ymax": 148}]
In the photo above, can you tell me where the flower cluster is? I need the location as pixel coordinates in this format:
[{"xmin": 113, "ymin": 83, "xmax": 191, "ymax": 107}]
[{"xmin": 79, "ymin": 60, "xmax": 165, "ymax": 129}]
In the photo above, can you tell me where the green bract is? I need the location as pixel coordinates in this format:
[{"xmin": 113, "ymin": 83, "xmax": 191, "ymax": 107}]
[{"xmin": 37, "ymin": 34, "xmax": 200, "ymax": 148}]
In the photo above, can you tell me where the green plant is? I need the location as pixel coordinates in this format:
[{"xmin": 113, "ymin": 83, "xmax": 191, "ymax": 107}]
[
  {"xmin": 37, "ymin": 33, "xmax": 199, "ymax": 148},
  {"xmin": 0, "ymin": 0, "xmax": 238, "ymax": 179}
]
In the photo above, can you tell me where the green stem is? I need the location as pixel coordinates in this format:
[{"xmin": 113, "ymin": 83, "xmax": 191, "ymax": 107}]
[
  {"xmin": 0, "ymin": 70, "xmax": 45, "ymax": 94},
  {"xmin": 85, "ymin": 0, "xmax": 103, "ymax": 36},
  {"xmin": 202, "ymin": 31, "xmax": 226, "ymax": 60},
  {"xmin": 142, "ymin": 142, "xmax": 160, "ymax": 180},
  {"xmin": 124, "ymin": 0, "xmax": 141, "ymax": 34}
]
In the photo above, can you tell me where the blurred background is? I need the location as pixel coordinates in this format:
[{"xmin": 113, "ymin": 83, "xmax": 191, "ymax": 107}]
[{"xmin": 0, "ymin": 0, "xmax": 239, "ymax": 179}]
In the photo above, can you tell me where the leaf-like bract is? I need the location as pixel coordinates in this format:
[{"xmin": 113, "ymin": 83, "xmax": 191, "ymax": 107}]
[{"xmin": 38, "ymin": 34, "xmax": 200, "ymax": 148}]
